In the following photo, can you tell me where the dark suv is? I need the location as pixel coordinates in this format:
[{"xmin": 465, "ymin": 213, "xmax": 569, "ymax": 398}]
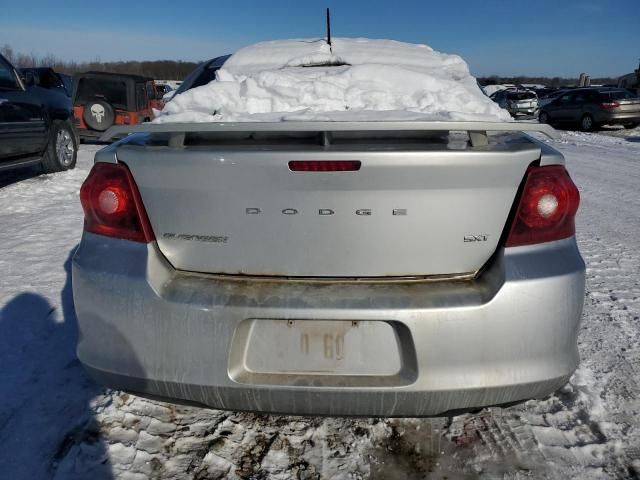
[
  {"xmin": 0, "ymin": 54, "xmax": 77, "ymax": 173},
  {"xmin": 539, "ymin": 88, "xmax": 640, "ymax": 131}
]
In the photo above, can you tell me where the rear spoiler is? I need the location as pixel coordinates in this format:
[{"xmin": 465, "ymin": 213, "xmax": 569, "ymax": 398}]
[{"xmin": 100, "ymin": 121, "xmax": 559, "ymax": 147}]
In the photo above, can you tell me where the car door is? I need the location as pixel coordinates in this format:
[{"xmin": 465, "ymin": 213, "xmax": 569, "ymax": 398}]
[
  {"xmin": 0, "ymin": 57, "xmax": 48, "ymax": 160},
  {"xmin": 567, "ymin": 91, "xmax": 589, "ymax": 123},
  {"xmin": 547, "ymin": 92, "xmax": 573, "ymax": 123}
]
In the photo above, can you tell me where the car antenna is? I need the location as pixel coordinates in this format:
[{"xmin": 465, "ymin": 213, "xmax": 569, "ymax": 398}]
[{"xmin": 326, "ymin": 8, "xmax": 332, "ymax": 54}]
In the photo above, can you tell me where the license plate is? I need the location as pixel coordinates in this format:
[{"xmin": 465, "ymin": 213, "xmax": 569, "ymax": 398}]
[{"xmin": 242, "ymin": 319, "xmax": 402, "ymax": 376}]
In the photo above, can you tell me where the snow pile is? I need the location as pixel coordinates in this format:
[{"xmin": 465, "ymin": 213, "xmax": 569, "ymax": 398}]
[{"xmin": 157, "ymin": 38, "xmax": 511, "ymax": 123}]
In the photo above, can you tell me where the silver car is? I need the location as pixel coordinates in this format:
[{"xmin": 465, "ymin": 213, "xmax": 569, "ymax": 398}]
[
  {"xmin": 73, "ymin": 121, "xmax": 585, "ymax": 417},
  {"xmin": 491, "ymin": 89, "xmax": 539, "ymax": 117}
]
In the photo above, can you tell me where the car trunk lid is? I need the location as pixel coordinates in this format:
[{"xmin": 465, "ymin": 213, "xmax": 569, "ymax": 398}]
[{"xmin": 116, "ymin": 128, "xmax": 543, "ymax": 278}]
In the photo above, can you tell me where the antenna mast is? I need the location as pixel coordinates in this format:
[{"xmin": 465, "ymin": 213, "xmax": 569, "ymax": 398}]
[{"xmin": 326, "ymin": 8, "xmax": 332, "ymax": 53}]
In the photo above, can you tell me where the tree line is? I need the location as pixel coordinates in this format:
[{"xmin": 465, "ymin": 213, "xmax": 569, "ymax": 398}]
[
  {"xmin": 1, "ymin": 44, "xmax": 622, "ymax": 85},
  {"xmin": 478, "ymin": 75, "xmax": 620, "ymax": 88},
  {"xmin": 1, "ymin": 44, "xmax": 199, "ymax": 80}
]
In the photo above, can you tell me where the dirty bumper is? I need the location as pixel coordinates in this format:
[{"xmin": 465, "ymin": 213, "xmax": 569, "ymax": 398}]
[{"xmin": 72, "ymin": 234, "xmax": 585, "ymax": 417}]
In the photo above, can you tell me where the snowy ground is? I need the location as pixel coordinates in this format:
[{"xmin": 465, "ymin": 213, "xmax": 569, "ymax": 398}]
[{"xmin": 1, "ymin": 126, "xmax": 639, "ymax": 479}]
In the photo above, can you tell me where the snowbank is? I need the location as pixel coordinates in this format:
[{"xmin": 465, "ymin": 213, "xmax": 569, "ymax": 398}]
[{"xmin": 156, "ymin": 38, "xmax": 511, "ymax": 123}]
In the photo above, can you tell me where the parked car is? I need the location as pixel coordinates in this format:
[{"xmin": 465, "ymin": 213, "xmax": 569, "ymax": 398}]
[
  {"xmin": 167, "ymin": 55, "xmax": 231, "ymax": 100},
  {"xmin": 490, "ymin": 89, "xmax": 538, "ymax": 117},
  {"xmin": 538, "ymin": 88, "xmax": 640, "ymax": 131},
  {"xmin": 73, "ymin": 41, "xmax": 584, "ymax": 417},
  {"xmin": 72, "ymin": 71, "xmax": 163, "ymax": 141},
  {"xmin": 19, "ymin": 67, "xmax": 71, "ymax": 97},
  {"xmin": 0, "ymin": 54, "xmax": 77, "ymax": 173}
]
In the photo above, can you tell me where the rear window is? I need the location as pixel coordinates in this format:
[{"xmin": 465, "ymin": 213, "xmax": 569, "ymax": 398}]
[
  {"xmin": 190, "ymin": 67, "xmax": 219, "ymax": 90},
  {"xmin": 507, "ymin": 92, "xmax": 536, "ymax": 100},
  {"xmin": 136, "ymin": 83, "xmax": 147, "ymax": 110},
  {"xmin": 76, "ymin": 78, "xmax": 127, "ymax": 109},
  {"xmin": 37, "ymin": 69, "xmax": 64, "ymax": 89},
  {"xmin": 601, "ymin": 90, "xmax": 637, "ymax": 101},
  {"xmin": 146, "ymin": 82, "xmax": 156, "ymax": 101}
]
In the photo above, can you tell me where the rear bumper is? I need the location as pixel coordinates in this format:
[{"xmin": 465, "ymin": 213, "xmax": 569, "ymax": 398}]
[
  {"xmin": 595, "ymin": 111, "xmax": 640, "ymax": 124},
  {"xmin": 510, "ymin": 107, "xmax": 537, "ymax": 116},
  {"xmin": 72, "ymin": 234, "xmax": 585, "ymax": 416}
]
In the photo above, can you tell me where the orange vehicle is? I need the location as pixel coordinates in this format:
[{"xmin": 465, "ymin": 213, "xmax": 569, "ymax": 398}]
[{"xmin": 72, "ymin": 71, "xmax": 164, "ymax": 141}]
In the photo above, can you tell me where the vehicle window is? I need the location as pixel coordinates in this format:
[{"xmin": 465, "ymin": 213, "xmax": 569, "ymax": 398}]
[
  {"xmin": 586, "ymin": 91, "xmax": 599, "ymax": 102},
  {"xmin": 173, "ymin": 65, "xmax": 205, "ymax": 96},
  {"xmin": 0, "ymin": 61, "xmax": 19, "ymax": 90},
  {"xmin": 573, "ymin": 93, "xmax": 587, "ymax": 104},
  {"xmin": 558, "ymin": 94, "xmax": 572, "ymax": 105},
  {"xmin": 190, "ymin": 67, "xmax": 219, "ymax": 90},
  {"xmin": 146, "ymin": 82, "xmax": 156, "ymax": 101},
  {"xmin": 76, "ymin": 78, "xmax": 127, "ymax": 109},
  {"xmin": 508, "ymin": 92, "xmax": 535, "ymax": 101},
  {"xmin": 607, "ymin": 90, "xmax": 636, "ymax": 100},
  {"xmin": 39, "ymin": 69, "xmax": 63, "ymax": 89},
  {"xmin": 59, "ymin": 74, "xmax": 73, "ymax": 94},
  {"xmin": 136, "ymin": 83, "xmax": 147, "ymax": 110}
]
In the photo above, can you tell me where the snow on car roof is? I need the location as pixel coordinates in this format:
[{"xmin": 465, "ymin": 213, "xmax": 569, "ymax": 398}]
[{"xmin": 156, "ymin": 37, "xmax": 511, "ymax": 123}]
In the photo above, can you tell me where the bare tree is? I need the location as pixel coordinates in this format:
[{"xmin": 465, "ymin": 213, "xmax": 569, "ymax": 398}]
[
  {"xmin": 2, "ymin": 44, "xmax": 200, "ymax": 80},
  {"xmin": 1, "ymin": 44, "xmax": 15, "ymax": 63}
]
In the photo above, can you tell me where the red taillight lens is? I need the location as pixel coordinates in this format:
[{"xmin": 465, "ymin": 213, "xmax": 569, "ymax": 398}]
[
  {"xmin": 289, "ymin": 160, "xmax": 361, "ymax": 172},
  {"xmin": 80, "ymin": 162, "xmax": 155, "ymax": 243},
  {"xmin": 600, "ymin": 102, "xmax": 620, "ymax": 109},
  {"xmin": 505, "ymin": 165, "xmax": 580, "ymax": 247}
]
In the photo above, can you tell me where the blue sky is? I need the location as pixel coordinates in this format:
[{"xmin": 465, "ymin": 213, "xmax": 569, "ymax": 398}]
[{"xmin": 1, "ymin": 0, "xmax": 638, "ymax": 77}]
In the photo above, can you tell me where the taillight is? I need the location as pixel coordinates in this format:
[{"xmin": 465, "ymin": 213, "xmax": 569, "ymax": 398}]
[
  {"xmin": 505, "ymin": 165, "xmax": 580, "ymax": 247},
  {"xmin": 80, "ymin": 162, "xmax": 155, "ymax": 243},
  {"xmin": 289, "ymin": 160, "xmax": 361, "ymax": 172},
  {"xmin": 600, "ymin": 102, "xmax": 620, "ymax": 109}
]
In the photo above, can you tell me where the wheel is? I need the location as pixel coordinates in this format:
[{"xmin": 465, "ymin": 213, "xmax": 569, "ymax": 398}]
[
  {"xmin": 580, "ymin": 114, "xmax": 595, "ymax": 132},
  {"xmin": 539, "ymin": 111, "xmax": 550, "ymax": 124},
  {"xmin": 624, "ymin": 122, "xmax": 639, "ymax": 130},
  {"xmin": 83, "ymin": 99, "xmax": 115, "ymax": 131},
  {"xmin": 41, "ymin": 120, "xmax": 78, "ymax": 173}
]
